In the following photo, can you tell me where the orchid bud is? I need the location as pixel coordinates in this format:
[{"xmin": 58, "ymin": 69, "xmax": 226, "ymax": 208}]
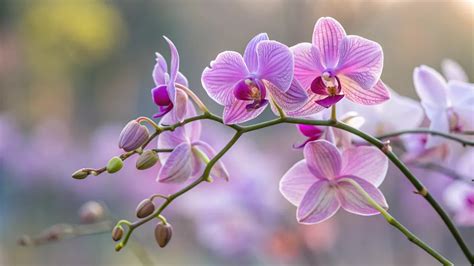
[
  {"xmin": 106, "ymin": 156, "xmax": 123, "ymax": 173},
  {"xmin": 136, "ymin": 150, "xmax": 159, "ymax": 170},
  {"xmin": 136, "ymin": 199, "xmax": 156, "ymax": 218},
  {"xmin": 154, "ymin": 222, "xmax": 173, "ymax": 248},
  {"xmin": 119, "ymin": 120, "xmax": 149, "ymax": 152},
  {"xmin": 78, "ymin": 201, "xmax": 105, "ymax": 223},
  {"xmin": 72, "ymin": 169, "xmax": 89, "ymax": 179},
  {"xmin": 112, "ymin": 225, "xmax": 124, "ymax": 241}
]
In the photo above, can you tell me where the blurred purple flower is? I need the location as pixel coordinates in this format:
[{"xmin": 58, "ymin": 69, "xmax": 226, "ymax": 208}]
[
  {"xmin": 202, "ymin": 33, "xmax": 307, "ymax": 124},
  {"xmin": 444, "ymin": 181, "xmax": 474, "ymax": 226},
  {"xmin": 414, "ymin": 65, "xmax": 474, "ymax": 148},
  {"xmin": 280, "ymin": 140, "xmax": 388, "ymax": 224},
  {"xmin": 157, "ymin": 103, "xmax": 229, "ymax": 183},
  {"xmin": 151, "ymin": 36, "xmax": 189, "ymax": 120},
  {"xmin": 441, "ymin": 59, "xmax": 469, "ymax": 82},
  {"xmin": 290, "ymin": 17, "xmax": 389, "ymax": 116}
]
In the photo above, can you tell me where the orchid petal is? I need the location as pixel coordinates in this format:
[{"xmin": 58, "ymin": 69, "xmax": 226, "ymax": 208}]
[
  {"xmin": 425, "ymin": 108, "xmax": 450, "ymax": 148},
  {"xmin": 441, "ymin": 59, "xmax": 469, "ymax": 82},
  {"xmin": 243, "ymin": 33, "xmax": 269, "ymax": 72},
  {"xmin": 304, "ymin": 140, "xmax": 342, "ymax": 179},
  {"xmin": 256, "ymin": 40, "xmax": 293, "ymax": 92},
  {"xmin": 291, "ymin": 43, "xmax": 324, "ymax": 89},
  {"xmin": 340, "ymin": 146, "xmax": 388, "ymax": 187},
  {"xmin": 176, "ymin": 72, "xmax": 189, "ymax": 87},
  {"xmin": 443, "ymin": 181, "xmax": 472, "ymax": 212},
  {"xmin": 266, "ymin": 79, "xmax": 308, "ymax": 114},
  {"xmin": 285, "ymin": 93, "xmax": 326, "ymax": 117},
  {"xmin": 153, "ymin": 53, "xmax": 168, "ymax": 85},
  {"xmin": 158, "ymin": 142, "xmax": 193, "ymax": 183},
  {"xmin": 169, "ymin": 88, "xmax": 188, "ymax": 122},
  {"xmin": 414, "ymin": 65, "xmax": 448, "ymax": 108},
  {"xmin": 193, "ymin": 141, "xmax": 230, "ymax": 181},
  {"xmin": 279, "ymin": 160, "xmax": 319, "ymax": 206},
  {"xmin": 447, "ymin": 81, "xmax": 474, "ymax": 107},
  {"xmin": 315, "ymin": 95, "xmax": 344, "ymax": 108},
  {"xmin": 202, "ymin": 51, "xmax": 249, "ymax": 105},
  {"xmin": 339, "ymin": 77, "xmax": 390, "ymax": 105},
  {"xmin": 336, "ymin": 176, "xmax": 388, "ymax": 215},
  {"xmin": 297, "ymin": 180, "xmax": 340, "ymax": 224},
  {"xmin": 312, "ymin": 17, "xmax": 346, "ymax": 69},
  {"xmin": 223, "ymin": 99, "xmax": 266, "ymax": 124},
  {"xmin": 336, "ymin": 36, "xmax": 383, "ymax": 90},
  {"xmin": 163, "ymin": 36, "xmax": 179, "ymax": 104}
]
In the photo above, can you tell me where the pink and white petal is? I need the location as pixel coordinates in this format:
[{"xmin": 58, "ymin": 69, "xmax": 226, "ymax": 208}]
[
  {"xmin": 202, "ymin": 51, "xmax": 249, "ymax": 105},
  {"xmin": 243, "ymin": 33, "xmax": 269, "ymax": 72},
  {"xmin": 169, "ymin": 88, "xmax": 189, "ymax": 122},
  {"xmin": 447, "ymin": 81, "xmax": 474, "ymax": 107},
  {"xmin": 443, "ymin": 181, "xmax": 471, "ymax": 212},
  {"xmin": 182, "ymin": 99, "xmax": 202, "ymax": 143},
  {"xmin": 336, "ymin": 36, "xmax": 383, "ymax": 90},
  {"xmin": 454, "ymin": 106, "xmax": 474, "ymax": 131},
  {"xmin": 441, "ymin": 59, "xmax": 469, "ymax": 82},
  {"xmin": 336, "ymin": 176, "xmax": 388, "ymax": 216},
  {"xmin": 256, "ymin": 40, "xmax": 294, "ymax": 92},
  {"xmin": 312, "ymin": 17, "xmax": 346, "ymax": 69},
  {"xmin": 222, "ymin": 99, "xmax": 266, "ymax": 124},
  {"xmin": 291, "ymin": 43, "xmax": 324, "ymax": 89},
  {"xmin": 153, "ymin": 52, "xmax": 168, "ymax": 85},
  {"xmin": 285, "ymin": 92, "xmax": 326, "ymax": 117},
  {"xmin": 267, "ymin": 79, "xmax": 308, "ymax": 114},
  {"xmin": 426, "ymin": 109, "xmax": 450, "ymax": 148},
  {"xmin": 339, "ymin": 77, "xmax": 390, "ymax": 105},
  {"xmin": 192, "ymin": 141, "xmax": 230, "ymax": 181},
  {"xmin": 413, "ymin": 65, "xmax": 448, "ymax": 108},
  {"xmin": 279, "ymin": 160, "xmax": 319, "ymax": 206},
  {"xmin": 340, "ymin": 146, "xmax": 388, "ymax": 187},
  {"xmin": 176, "ymin": 72, "xmax": 189, "ymax": 87},
  {"xmin": 297, "ymin": 180, "xmax": 340, "ymax": 224},
  {"xmin": 158, "ymin": 142, "xmax": 193, "ymax": 183},
  {"xmin": 163, "ymin": 36, "xmax": 180, "ymax": 103},
  {"xmin": 304, "ymin": 140, "xmax": 342, "ymax": 179}
]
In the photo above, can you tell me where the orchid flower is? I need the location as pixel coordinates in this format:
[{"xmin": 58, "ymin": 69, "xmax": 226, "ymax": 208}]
[
  {"xmin": 280, "ymin": 140, "xmax": 388, "ymax": 224},
  {"xmin": 151, "ymin": 36, "xmax": 190, "ymax": 120},
  {"xmin": 444, "ymin": 181, "xmax": 474, "ymax": 226},
  {"xmin": 338, "ymin": 87, "xmax": 424, "ymax": 136},
  {"xmin": 201, "ymin": 33, "xmax": 308, "ymax": 124},
  {"xmin": 441, "ymin": 59, "xmax": 469, "ymax": 82},
  {"xmin": 414, "ymin": 65, "xmax": 474, "ymax": 148},
  {"xmin": 289, "ymin": 17, "xmax": 389, "ymax": 116},
  {"xmin": 157, "ymin": 102, "xmax": 229, "ymax": 183}
]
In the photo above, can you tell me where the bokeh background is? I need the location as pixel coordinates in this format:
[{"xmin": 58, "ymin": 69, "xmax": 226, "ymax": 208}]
[{"xmin": 0, "ymin": 0, "xmax": 473, "ymax": 265}]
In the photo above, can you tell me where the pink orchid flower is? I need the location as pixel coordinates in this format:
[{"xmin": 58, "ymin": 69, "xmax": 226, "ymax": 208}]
[
  {"xmin": 414, "ymin": 65, "xmax": 474, "ymax": 148},
  {"xmin": 151, "ymin": 36, "xmax": 190, "ymax": 120},
  {"xmin": 444, "ymin": 181, "xmax": 474, "ymax": 226},
  {"xmin": 441, "ymin": 59, "xmax": 469, "ymax": 82},
  {"xmin": 289, "ymin": 17, "xmax": 389, "ymax": 116},
  {"xmin": 280, "ymin": 140, "xmax": 388, "ymax": 224},
  {"xmin": 157, "ymin": 102, "xmax": 229, "ymax": 183},
  {"xmin": 201, "ymin": 33, "xmax": 307, "ymax": 124}
]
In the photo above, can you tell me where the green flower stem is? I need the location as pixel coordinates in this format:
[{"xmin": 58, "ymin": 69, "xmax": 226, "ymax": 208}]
[
  {"xmin": 377, "ymin": 129, "xmax": 474, "ymax": 147},
  {"xmin": 338, "ymin": 178, "xmax": 452, "ymax": 265},
  {"xmin": 104, "ymin": 112, "xmax": 472, "ymax": 263}
]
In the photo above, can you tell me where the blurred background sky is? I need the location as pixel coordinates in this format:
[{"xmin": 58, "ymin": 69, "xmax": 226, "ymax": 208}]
[{"xmin": 0, "ymin": 0, "xmax": 473, "ymax": 265}]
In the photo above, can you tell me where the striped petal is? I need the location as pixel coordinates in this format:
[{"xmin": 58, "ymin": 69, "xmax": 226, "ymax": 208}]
[
  {"xmin": 192, "ymin": 140, "xmax": 230, "ymax": 181},
  {"xmin": 339, "ymin": 77, "xmax": 390, "ymax": 105},
  {"xmin": 243, "ymin": 33, "xmax": 269, "ymax": 72},
  {"xmin": 291, "ymin": 43, "xmax": 324, "ymax": 89},
  {"xmin": 312, "ymin": 17, "xmax": 346, "ymax": 69},
  {"xmin": 279, "ymin": 159, "xmax": 319, "ymax": 206},
  {"xmin": 256, "ymin": 40, "xmax": 293, "ymax": 92},
  {"xmin": 202, "ymin": 51, "xmax": 249, "ymax": 105},
  {"xmin": 304, "ymin": 140, "xmax": 342, "ymax": 179},
  {"xmin": 297, "ymin": 180, "xmax": 340, "ymax": 224},
  {"xmin": 222, "ymin": 99, "xmax": 266, "ymax": 124},
  {"xmin": 336, "ymin": 36, "xmax": 383, "ymax": 91},
  {"xmin": 267, "ymin": 79, "xmax": 308, "ymax": 114},
  {"xmin": 158, "ymin": 142, "xmax": 193, "ymax": 183},
  {"xmin": 340, "ymin": 146, "xmax": 388, "ymax": 187}
]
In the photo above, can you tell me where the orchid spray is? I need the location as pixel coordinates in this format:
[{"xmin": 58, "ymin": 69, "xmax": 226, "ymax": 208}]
[{"xmin": 26, "ymin": 18, "xmax": 474, "ymax": 265}]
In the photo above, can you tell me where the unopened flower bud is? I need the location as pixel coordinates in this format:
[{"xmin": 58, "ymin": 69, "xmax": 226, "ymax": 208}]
[
  {"xmin": 78, "ymin": 201, "xmax": 105, "ymax": 223},
  {"xmin": 112, "ymin": 225, "xmax": 124, "ymax": 241},
  {"xmin": 106, "ymin": 156, "xmax": 123, "ymax": 173},
  {"xmin": 17, "ymin": 235, "xmax": 33, "ymax": 246},
  {"xmin": 136, "ymin": 199, "xmax": 156, "ymax": 218},
  {"xmin": 72, "ymin": 169, "xmax": 89, "ymax": 179},
  {"xmin": 119, "ymin": 120, "xmax": 149, "ymax": 152},
  {"xmin": 154, "ymin": 222, "xmax": 172, "ymax": 248},
  {"xmin": 136, "ymin": 150, "xmax": 159, "ymax": 170}
]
